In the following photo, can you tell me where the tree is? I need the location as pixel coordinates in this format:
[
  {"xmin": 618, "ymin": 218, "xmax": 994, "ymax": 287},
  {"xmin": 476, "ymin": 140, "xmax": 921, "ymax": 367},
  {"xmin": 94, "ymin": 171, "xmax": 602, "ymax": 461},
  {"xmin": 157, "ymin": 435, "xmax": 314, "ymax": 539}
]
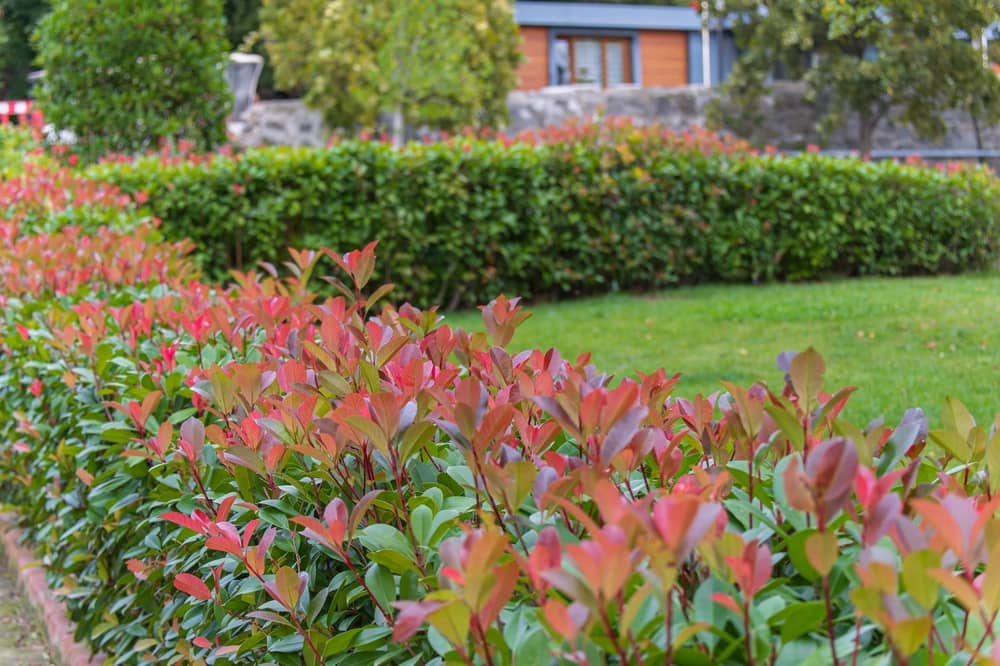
[
  {"xmin": 224, "ymin": 0, "xmax": 260, "ymax": 46},
  {"xmin": 0, "ymin": 0, "xmax": 49, "ymax": 99},
  {"xmin": 34, "ymin": 0, "xmax": 232, "ymax": 156},
  {"xmin": 258, "ymin": 0, "xmax": 521, "ymax": 142},
  {"xmin": 712, "ymin": 0, "xmax": 1000, "ymax": 156}
]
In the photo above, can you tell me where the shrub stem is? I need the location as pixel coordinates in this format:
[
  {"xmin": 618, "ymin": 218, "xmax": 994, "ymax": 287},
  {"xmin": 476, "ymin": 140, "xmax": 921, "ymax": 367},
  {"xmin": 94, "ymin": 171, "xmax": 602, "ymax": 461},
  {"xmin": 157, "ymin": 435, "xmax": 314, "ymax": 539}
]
[{"xmin": 822, "ymin": 575, "xmax": 840, "ymax": 666}]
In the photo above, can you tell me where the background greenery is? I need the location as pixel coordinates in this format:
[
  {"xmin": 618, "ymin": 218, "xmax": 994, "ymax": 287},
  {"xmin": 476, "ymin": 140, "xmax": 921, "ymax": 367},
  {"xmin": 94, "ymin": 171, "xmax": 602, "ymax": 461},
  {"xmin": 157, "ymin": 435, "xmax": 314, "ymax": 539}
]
[
  {"xmin": 0, "ymin": 0, "xmax": 48, "ymax": 98},
  {"xmin": 711, "ymin": 0, "xmax": 1000, "ymax": 156},
  {"xmin": 258, "ymin": 0, "xmax": 521, "ymax": 139},
  {"xmin": 0, "ymin": 1, "xmax": 277, "ymax": 101},
  {"xmin": 94, "ymin": 134, "xmax": 1000, "ymax": 308},
  {"xmin": 33, "ymin": 0, "xmax": 232, "ymax": 157}
]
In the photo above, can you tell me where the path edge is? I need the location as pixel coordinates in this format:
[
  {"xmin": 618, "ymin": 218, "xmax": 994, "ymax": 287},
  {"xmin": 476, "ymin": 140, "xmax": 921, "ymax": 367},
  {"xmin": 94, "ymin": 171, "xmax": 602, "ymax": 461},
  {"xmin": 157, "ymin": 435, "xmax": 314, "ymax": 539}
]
[{"xmin": 0, "ymin": 514, "xmax": 104, "ymax": 666}]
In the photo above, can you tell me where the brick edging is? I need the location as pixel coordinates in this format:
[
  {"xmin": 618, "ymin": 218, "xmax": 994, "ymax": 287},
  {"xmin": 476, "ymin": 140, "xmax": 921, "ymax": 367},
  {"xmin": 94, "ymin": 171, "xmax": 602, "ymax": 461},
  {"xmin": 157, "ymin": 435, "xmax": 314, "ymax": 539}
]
[{"xmin": 0, "ymin": 515, "xmax": 104, "ymax": 666}]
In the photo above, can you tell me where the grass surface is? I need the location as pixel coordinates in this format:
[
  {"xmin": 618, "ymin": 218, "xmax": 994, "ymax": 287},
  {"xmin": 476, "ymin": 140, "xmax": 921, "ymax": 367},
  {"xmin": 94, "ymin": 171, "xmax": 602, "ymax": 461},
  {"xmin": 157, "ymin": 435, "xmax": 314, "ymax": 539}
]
[{"xmin": 444, "ymin": 274, "xmax": 1000, "ymax": 426}]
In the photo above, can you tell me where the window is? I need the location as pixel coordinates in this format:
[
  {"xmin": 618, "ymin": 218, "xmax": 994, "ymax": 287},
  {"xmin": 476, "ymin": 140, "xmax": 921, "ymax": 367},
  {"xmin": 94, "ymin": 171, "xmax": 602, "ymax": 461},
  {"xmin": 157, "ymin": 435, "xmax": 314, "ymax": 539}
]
[{"xmin": 552, "ymin": 35, "xmax": 634, "ymax": 87}]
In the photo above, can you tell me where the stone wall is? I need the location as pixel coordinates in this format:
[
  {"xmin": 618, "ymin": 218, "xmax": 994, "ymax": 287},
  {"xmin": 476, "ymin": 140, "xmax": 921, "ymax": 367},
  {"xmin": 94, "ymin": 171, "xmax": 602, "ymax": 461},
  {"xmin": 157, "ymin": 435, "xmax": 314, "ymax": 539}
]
[
  {"xmin": 509, "ymin": 82, "xmax": 1000, "ymax": 152},
  {"xmin": 233, "ymin": 83, "xmax": 1000, "ymax": 152},
  {"xmin": 229, "ymin": 99, "xmax": 325, "ymax": 148}
]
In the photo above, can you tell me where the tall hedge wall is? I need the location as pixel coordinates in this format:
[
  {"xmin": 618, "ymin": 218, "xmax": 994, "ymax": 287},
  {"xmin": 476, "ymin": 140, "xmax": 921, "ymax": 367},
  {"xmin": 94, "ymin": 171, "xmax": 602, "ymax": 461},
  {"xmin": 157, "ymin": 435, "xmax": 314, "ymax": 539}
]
[{"xmin": 92, "ymin": 139, "xmax": 1000, "ymax": 308}]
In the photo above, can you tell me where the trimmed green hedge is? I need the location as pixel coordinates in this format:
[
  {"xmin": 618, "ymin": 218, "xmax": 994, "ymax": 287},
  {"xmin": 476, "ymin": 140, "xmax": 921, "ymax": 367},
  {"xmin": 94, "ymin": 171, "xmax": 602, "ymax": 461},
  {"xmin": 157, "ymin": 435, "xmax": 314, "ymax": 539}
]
[{"xmin": 93, "ymin": 139, "xmax": 1000, "ymax": 308}]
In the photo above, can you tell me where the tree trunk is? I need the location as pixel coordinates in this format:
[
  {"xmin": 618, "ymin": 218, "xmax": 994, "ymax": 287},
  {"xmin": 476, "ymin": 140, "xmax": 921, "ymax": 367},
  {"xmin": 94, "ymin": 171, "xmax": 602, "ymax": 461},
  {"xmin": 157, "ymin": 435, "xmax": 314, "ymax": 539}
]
[
  {"xmin": 858, "ymin": 110, "xmax": 876, "ymax": 160},
  {"xmin": 391, "ymin": 105, "xmax": 404, "ymax": 148},
  {"xmin": 972, "ymin": 109, "xmax": 984, "ymax": 163}
]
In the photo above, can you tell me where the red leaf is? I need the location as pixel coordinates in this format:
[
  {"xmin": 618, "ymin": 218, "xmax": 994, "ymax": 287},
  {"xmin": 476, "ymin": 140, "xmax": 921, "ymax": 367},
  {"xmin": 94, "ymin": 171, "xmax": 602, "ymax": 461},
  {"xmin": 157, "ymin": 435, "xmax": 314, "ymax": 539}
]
[
  {"xmin": 348, "ymin": 489, "xmax": 382, "ymax": 538},
  {"xmin": 392, "ymin": 600, "xmax": 444, "ymax": 642},
  {"xmin": 324, "ymin": 497, "xmax": 349, "ymax": 544},
  {"xmin": 126, "ymin": 559, "xmax": 148, "ymax": 581},
  {"xmin": 291, "ymin": 516, "xmax": 335, "ymax": 550},
  {"xmin": 652, "ymin": 495, "xmax": 722, "ymax": 561},
  {"xmin": 160, "ymin": 511, "xmax": 207, "ymax": 534},
  {"xmin": 241, "ymin": 518, "xmax": 260, "ymax": 549},
  {"xmin": 216, "ymin": 495, "xmax": 236, "ymax": 523},
  {"xmin": 541, "ymin": 599, "xmax": 587, "ymax": 641},
  {"xmin": 478, "ymin": 561, "xmax": 519, "ymax": 628},
  {"xmin": 712, "ymin": 592, "xmax": 743, "ymax": 615},
  {"xmin": 205, "ymin": 535, "xmax": 243, "ymax": 557},
  {"xmin": 806, "ymin": 437, "xmax": 858, "ymax": 519},
  {"xmin": 526, "ymin": 526, "xmax": 561, "ymax": 590},
  {"xmin": 174, "ymin": 573, "xmax": 212, "ymax": 601},
  {"xmin": 179, "ymin": 416, "xmax": 205, "ymax": 459}
]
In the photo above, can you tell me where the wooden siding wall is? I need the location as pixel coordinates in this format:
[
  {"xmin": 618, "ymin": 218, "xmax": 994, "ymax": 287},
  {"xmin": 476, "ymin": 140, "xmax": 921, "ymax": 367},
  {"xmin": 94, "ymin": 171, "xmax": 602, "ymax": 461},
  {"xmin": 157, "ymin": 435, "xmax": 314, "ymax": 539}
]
[
  {"xmin": 638, "ymin": 30, "xmax": 687, "ymax": 87},
  {"xmin": 517, "ymin": 26, "xmax": 549, "ymax": 90},
  {"xmin": 515, "ymin": 27, "xmax": 690, "ymax": 89}
]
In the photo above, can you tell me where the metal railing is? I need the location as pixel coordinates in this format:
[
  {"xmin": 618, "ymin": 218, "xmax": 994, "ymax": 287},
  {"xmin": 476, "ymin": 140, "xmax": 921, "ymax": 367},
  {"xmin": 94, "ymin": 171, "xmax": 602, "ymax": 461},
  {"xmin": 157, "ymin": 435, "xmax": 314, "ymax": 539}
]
[{"xmin": 819, "ymin": 148, "xmax": 1000, "ymax": 160}]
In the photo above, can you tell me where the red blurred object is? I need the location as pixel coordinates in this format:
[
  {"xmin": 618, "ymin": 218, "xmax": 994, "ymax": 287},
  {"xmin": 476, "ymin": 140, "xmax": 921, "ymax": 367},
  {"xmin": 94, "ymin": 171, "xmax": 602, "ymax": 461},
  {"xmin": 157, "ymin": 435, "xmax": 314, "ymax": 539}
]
[{"xmin": 0, "ymin": 100, "xmax": 43, "ymax": 128}]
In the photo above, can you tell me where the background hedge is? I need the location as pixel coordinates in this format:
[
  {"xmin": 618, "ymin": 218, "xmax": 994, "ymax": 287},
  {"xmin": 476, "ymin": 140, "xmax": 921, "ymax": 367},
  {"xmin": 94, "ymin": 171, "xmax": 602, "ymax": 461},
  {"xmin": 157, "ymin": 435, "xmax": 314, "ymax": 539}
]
[{"xmin": 93, "ymin": 135, "xmax": 1000, "ymax": 308}]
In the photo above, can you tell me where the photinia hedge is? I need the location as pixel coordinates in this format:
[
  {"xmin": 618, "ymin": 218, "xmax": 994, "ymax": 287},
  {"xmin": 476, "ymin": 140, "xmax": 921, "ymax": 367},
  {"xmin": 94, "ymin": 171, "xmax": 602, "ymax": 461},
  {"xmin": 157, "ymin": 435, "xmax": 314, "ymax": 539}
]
[
  {"xmin": 3, "ymin": 191, "xmax": 1000, "ymax": 665},
  {"xmin": 89, "ymin": 121, "xmax": 1000, "ymax": 307}
]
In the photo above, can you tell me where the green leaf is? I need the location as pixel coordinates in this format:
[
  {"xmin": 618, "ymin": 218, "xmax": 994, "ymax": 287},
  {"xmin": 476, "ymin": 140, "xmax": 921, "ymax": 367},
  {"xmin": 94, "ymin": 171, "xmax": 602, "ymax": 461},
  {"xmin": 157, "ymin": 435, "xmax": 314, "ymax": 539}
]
[
  {"xmin": 323, "ymin": 628, "xmax": 361, "ymax": 656},
  {"xmin": 789, "ymin": 348, "xmax": 824, "ymax": 413},
  {"xmin": 890, "ymin": 616, "xmax": 931, "ymax": 658},
  {"xmin": 275, "ymin": 566, "xmax": 302, "ymax": 610},
  {"xmin": 98, "ymin": 423, "xmax": 134, "ymax": 444},
  {"xmin": 410, "ymin": 503, "xmax": 433, "ymax": 547},
  {"xmin": 804, "ymin": 531, "xmax": 837, "ymax": 577},
  {"xmin": 692, "ymin": 577, "xmax": 740, "ymax": 650},
  {"xmin": 399, "ymin": 421, "xmax": 436, "ymax": 464},
  {"xmin": 364, "ymin": 563, "xmax": 396, "ymax": 618},
  {"xmin": 237, "ymin": 630, "xmax": 268, "ymax": 655},
  {"xmin": 506, "ymin": 460, "xmax": 538, "ymax": 512},
  {"xmin": 942, "ymin": 396, "xmax": 975, "ymax": 438},
  {"xmin": 769, "ymin": 601, "xmax": 826, "ymax": 642},
  {"xmin": 512, "ymin": 628, "xmax": 549, "ymax": 665},
  {"xmin": 986, "ymin": 430, "xmax": 1000, "ymax": 494},
  {"xmin": 268, "ymin": 633, "xmax": 305, "ymax": 653},
  {"xmin": 358, "ymin": 524, "xmax": 415, "ymax": 560},
  {"xmin": 928, "ymin": 429, "xmax": 971, "ymax": 462},
  {"xmin": 902, "ymin": 549, "xmax": 940, "ymax": 610},
  {"xmin": 368, "ymin": 548, "xmax": 419, "ymax": 574},
  {"xmin": 259, "ymin": 505, "xmax": 291, "ymax": 529},
  {"xmin": 427, "ymin": 600, "xmax": 471, "ymax": 649},
  {"xmin": 785, "ymin": 529, "xmax": 821, "ymax": 582},
  {"xmin": 306, "ymin": 587, "xmax": 330, "ymax": 625},
  {"xmin": 765, "ymin": 403, "xmax": 805, "ymax": 451}
]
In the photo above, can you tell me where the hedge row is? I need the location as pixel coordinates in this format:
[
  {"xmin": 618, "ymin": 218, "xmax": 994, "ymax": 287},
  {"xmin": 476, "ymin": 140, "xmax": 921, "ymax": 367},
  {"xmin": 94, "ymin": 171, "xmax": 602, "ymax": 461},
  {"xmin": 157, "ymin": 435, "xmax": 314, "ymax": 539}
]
[
  {"xmin": 92, "ymin": 130, "xmax": 1000, "ymax": 308},
  {"xmin": 5, "ymin": 202, "xmax": 1000, "ymax": 664}
]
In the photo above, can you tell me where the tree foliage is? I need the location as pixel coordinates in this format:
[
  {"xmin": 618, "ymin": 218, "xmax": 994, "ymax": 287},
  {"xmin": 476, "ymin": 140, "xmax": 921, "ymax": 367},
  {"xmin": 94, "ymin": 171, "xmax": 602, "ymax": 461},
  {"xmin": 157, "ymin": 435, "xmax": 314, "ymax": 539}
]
[
  {"xmin": 0, "ymin": 0, "xmax": 49, "ymax": 99},
  {"xmin": 34, "ymin": 0, "xmax": 232, "ymax": 157},
  {"xmin": 259, "ymin": 0, "xmax": 521, "ymax": 136},
  {"xmin": 224, "ymin": 0, "xmax": 260, "ymax": 46},
  {"xmin": 712, "ymin": 0, "xmax": 1000, "ymax": 155}
]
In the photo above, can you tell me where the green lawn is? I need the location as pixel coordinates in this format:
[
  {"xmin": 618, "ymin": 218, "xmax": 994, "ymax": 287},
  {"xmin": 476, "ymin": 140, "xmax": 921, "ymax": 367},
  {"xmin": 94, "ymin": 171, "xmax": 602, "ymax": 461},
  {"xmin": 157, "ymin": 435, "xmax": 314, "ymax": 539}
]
[{"xmin": 443, "ymin": 274, "xmax": 1000, "ymax": 426}]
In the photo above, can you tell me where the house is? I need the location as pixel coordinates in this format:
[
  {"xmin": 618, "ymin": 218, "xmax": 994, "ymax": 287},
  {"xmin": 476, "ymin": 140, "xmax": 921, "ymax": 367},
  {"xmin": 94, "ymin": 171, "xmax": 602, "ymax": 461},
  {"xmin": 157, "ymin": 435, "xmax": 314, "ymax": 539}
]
[{"xmin": 514, "ymin": 1, "xmax": 737, "ymax": 90}]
